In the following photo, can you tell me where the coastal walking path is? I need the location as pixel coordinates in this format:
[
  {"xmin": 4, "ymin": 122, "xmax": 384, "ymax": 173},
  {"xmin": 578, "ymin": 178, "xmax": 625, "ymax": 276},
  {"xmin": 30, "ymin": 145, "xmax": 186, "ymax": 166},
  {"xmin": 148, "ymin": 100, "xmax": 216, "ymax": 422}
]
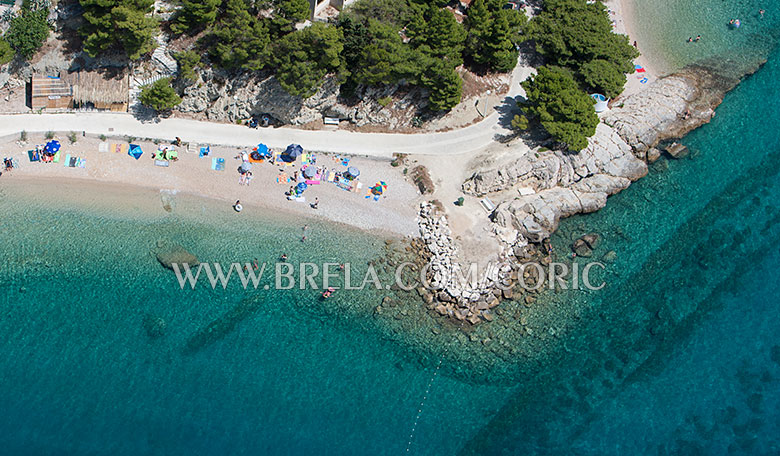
[{"xmin": 0, "ymin": 64, "xmax": 532, "ymax": 158}]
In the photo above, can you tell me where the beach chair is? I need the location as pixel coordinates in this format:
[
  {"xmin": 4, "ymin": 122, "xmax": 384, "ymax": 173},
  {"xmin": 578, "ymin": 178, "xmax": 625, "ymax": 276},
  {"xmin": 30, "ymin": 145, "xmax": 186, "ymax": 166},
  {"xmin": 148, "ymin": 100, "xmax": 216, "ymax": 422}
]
[{"xmin": 479, "ymin": 198, "xmax": 496, "ymax": 213}]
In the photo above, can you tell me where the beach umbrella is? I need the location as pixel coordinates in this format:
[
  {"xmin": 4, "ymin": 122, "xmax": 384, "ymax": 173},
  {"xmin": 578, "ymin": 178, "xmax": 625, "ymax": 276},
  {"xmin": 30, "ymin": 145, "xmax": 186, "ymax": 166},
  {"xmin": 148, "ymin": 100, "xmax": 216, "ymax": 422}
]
[
  {"xmin": 371, "ymin": 184, "xmax": 384, "ymax": 195},
  {"xmin": 282, "ymin": 144, "xmax": 303, "ymax": 161},
  {"xmin": 303, "ymin": 167, "xmax": 317, "ymax": 179},
  {"xmin": 129, "ymin": 144, "xmax": 143, "ymax": 160},
  {"xmin": 379, "ymin": 181, "xmax": 387, "ymax": 189},
  {"xmin": 255, "ymin": 143, "xmax": 269, "ymax": 156},
  {"xmin": 347, "ymin": 166, "xmax": 360, "ymax": 178},
  {"xmin": 44, "ymin": 140, "xmax": 61, "ymax": 154},
  {"xmin": 240, "ymin": 162, "xmax": 252, "ymax": 173}
]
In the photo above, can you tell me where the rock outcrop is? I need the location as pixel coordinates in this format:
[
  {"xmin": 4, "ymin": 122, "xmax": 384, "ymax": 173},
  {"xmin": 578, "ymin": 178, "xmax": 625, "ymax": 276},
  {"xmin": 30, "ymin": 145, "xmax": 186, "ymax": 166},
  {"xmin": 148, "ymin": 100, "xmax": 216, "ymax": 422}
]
[
  {"xmin": 177, "ymin": 68, "xmax": 426, "ymax": 127},
  {"xmin": 464, "ymin": 65, "xmax": 742, "ymax": 243},
  {"xmin": 156, "ymin": 244, "xmax": 198, "ymax": 270}
]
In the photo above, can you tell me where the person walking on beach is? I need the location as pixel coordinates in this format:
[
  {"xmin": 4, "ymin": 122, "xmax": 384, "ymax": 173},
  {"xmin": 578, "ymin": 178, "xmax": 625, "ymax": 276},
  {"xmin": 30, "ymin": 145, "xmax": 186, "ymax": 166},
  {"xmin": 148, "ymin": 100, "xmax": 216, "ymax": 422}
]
[{"xmin": 311, "ymin": 197, "xmax": 319, "ymax": 209}]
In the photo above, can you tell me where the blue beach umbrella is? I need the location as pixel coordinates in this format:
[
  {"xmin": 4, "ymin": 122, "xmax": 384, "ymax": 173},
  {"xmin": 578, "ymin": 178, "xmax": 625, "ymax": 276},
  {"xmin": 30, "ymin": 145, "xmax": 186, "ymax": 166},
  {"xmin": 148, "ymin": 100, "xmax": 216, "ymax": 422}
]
[
  {"xmin": 44, "ymin": 140, "xmax": 61, "ymax": 154},
  {"xmin": 282, "ymin": 144, "xmax": 303, "ymax": 162},
  {"xmin": 347, "ymin": 166, "xmax": 360, "ymax": 178},
  {"xmin": 296, "ymin": 182, "xmax": 308, "ymax": 194},
  {"xmin": 255, "ymin": 143, "xmax": 269, "ymax": 157},
  {"xmin": 128, "ymin": 144, "xmax": 143, "ymax": 160}
]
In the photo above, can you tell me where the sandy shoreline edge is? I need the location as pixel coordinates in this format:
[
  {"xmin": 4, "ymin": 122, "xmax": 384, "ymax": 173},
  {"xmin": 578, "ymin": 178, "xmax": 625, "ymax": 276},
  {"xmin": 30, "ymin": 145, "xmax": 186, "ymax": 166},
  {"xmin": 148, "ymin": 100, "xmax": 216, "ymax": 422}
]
[{"xmin": 0, "ymin": 134, "xmax": 421, "ymax": 239}]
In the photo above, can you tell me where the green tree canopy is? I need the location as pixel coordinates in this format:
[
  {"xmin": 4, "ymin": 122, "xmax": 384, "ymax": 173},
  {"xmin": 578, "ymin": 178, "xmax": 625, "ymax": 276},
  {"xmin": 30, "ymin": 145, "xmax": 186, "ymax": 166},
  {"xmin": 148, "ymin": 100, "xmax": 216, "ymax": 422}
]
[
  {"xmin": 171, "ymin": 0, "xmax": 221, "ymax": 35},
  {"xmin": 350, "ymin": 19, "xmax": 415, "ymax": 86},
  {"xmin": 209, "ymin": 0, "xmax": 271, "ymax": 71},
  {"xmin": 174, "ymin": 50, "xmax": 202, "ymax": 83},
  {"xmin": 528, "ymin": 0, "xmax": 638, "ymax": 73},
  {"xmin": 521, "ymin": 66, "xmax": 599, "ymax": 151},
  {"xmin": 4, "ymin": 5, "xmax": 50, "ymax": 60},
  {"xmin": 464, "ymin": 0, "xmax": 524, "ymax": 72},
  {"xmin": 273, "ymin": 23, "xmax": 344, "ymax": 97},
  {"xmin": 275, "ymin": 0, "xmax": 310, "ymax": 22},
  {"xmin": 0, "ymin": 39, "xmax": 13, "ymax": 66},
  {"xmin": 406, "ymin": 4, "xmax": 465, "ymax": 66},
  {"xmin": 139, "ymin": 77, "xmax": 182, "ymax": 111},
  {"xmin": 580, "ymin": 58, "xmax": 626, "ymax": 98},
  {"xmin": 421, "ymin": 59, "xmax": 462, "ymax": 111},
  {"xmin": 347, "ymin": 0, "xmax": 413, "ymax": 28},
  {"xmin": 79, "ymin": 0, "xmax": 158, "ymax": 60}
]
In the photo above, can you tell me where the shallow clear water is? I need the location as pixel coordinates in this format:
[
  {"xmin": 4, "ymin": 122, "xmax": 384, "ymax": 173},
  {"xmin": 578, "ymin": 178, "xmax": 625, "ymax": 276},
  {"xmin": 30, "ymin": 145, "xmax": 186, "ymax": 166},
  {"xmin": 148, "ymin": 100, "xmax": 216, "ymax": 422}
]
[
  {"xmin": 632, "ymin": 0, "xmax": 780, "ymax": 73},
  {"xmin": 0, "ymin": 186, "xmax": 511, "ymax": 455}
]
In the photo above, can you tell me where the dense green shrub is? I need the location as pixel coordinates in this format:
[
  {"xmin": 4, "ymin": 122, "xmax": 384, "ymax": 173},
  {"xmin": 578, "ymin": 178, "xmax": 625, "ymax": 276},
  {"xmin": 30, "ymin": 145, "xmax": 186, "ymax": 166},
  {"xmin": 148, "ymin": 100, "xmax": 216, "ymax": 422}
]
[
  {"xmin": 139, "ymin": 77, "xmax": 182, "ymax": 112},
  {"xmin": 4, "ymin": 5, "xmax": 50, "ymax": 60},
  {"xmin": 174, "ymin": 50, "xmax": 202, "ymax": 83},
  {"xmin": 0, "ymin": 39, "xmax": 13, "ymax": 65}
]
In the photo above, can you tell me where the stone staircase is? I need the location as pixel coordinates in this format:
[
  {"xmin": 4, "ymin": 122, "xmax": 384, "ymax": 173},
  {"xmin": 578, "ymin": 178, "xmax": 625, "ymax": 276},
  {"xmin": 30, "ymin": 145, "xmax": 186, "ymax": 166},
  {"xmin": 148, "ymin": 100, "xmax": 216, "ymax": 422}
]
[{"xmin": 129, "ymin": 34, "xmax": 178, "ymax": 113}]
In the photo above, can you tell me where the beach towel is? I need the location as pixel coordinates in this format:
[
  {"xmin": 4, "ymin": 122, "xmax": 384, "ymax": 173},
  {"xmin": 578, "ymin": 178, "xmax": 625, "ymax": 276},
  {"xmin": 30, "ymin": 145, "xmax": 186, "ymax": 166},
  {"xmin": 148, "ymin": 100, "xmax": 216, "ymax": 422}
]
[
  {"xmin": 28, "ymin": 150, "xmax": 39, "ymax": 162},
  {"xmin": 53, "ymin": 150, "xmax": 60, "ymax": 163},
  {"xmin": 155, "ymin": 160, "xmax": 169, "ymax": 167},
  {"xmin": 634, "ymin": 64, "xmax": 646, "ymax": 73},
  {"xmin": 77, "ymin": 158, "xmax": 86, "ymax": 168},
  {"xmin": 211, "ymin": 157, "xmax": 225, "ymax": 171},
  {"xmin": 63, "ymin": 154, "xmax": 71, "ymax": 166},
  {"xmin": 326, "ymin": 170, "xmax": 336, "ymax": 182},
  {"xmin": 69, "ymin": 157, "xmax": 77, "ymax": 168},
  {"xmin": 199, "ymin": 146, "xmax": 210, "ymax": 158},
  {"xmin": 305, "ymin": 180, "xmax": 320, "ymax": 185},
  {"xmin": 110, "ymin": 143, "xmax": 128, "ymax": 154},
  {"xmin": 98, "ymin": 143, "xmax": 109, "ymax": 153},
  {"xmin": 277, "ymin": 172, "xmax": 289, "ymax": 184}
]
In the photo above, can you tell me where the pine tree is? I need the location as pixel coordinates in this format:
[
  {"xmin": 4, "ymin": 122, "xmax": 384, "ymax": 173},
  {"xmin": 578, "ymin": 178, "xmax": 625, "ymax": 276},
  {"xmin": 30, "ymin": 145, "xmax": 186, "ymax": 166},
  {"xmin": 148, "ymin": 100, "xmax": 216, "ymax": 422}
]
[
  {"xmin": 421, "ymin": 59, "xmax": 462, "ymax": 111},
  {"xmin": 521, "ymin": 66, "xmax": 599, "ymax": 151},
  {"xmin": 210, "ymin": 0, "xmax": 271, "ymax": 71},
  {"xmin": 139, "ymin": 77, "xmax": 182, "ymax": 112},
  {"xmin": 80, "ymin": 0, "xmax": 157, "ymax": 60},
  {"xmin": 171, "ymin": 0, "xmax": 221, "ymax": 35},
  {"xmin": 273, "ymin": 23, "xmax": 344, "ymax": 97}
]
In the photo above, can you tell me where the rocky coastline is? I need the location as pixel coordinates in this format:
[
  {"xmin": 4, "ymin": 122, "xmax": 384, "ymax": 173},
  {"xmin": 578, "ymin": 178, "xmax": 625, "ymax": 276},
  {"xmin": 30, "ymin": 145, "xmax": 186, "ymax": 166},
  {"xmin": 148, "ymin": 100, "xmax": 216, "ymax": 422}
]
[{"xmin": 414, "ymin": 64, "xmax": 755, "ymax": 322}]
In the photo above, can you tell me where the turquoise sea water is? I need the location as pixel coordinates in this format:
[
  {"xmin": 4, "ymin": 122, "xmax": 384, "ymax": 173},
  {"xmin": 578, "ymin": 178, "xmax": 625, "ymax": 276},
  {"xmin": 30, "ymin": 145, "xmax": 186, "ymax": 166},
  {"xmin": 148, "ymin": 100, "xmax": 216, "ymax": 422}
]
[{"xmin": 2, "ymin": 2, "xmax": 780, "ymax": 455}]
